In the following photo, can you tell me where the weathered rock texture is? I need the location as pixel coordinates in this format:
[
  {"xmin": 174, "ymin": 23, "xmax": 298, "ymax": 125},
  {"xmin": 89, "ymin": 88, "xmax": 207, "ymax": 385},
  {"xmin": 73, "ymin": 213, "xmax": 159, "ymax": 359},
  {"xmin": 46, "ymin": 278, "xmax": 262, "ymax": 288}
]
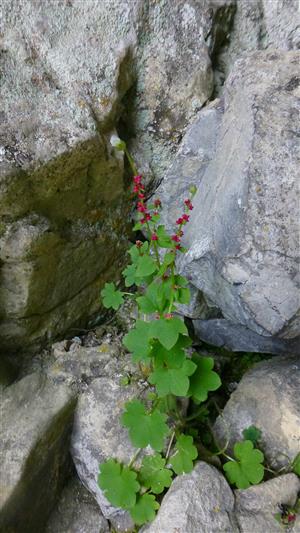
[
  {"xmin": 142, "ymin": 461, "xmax": 236, "ymax": 533},
  {"xmin": 0, "ymin": 373, "xmax": 76, "ymax": 533},
  {"xmin": 234, "ymin": 474, "xmax": 300, "ymax": 533},
  {"xmin": 0, "ymin": 0, "xmax": 238, "ymax": 354},
  {"xmin": 214, "ymin": 356, "xmax": 300, "ymax": 470},
  {"xmin": 46, "ymin": 476, "xmax": 109, "ymax": 533},
  {"xmin": 71, "ymin": 377, "xmax": 145, "ymax": 531},
  {"xmin": 173, "ymin": 50, "xmax": 300, "ymax": 353}
]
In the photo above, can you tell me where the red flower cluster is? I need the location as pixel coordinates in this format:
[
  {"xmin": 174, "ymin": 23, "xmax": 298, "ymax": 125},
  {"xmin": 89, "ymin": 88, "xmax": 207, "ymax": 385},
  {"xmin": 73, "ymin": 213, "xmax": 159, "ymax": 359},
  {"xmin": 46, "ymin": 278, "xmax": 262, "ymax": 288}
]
[
  {"xmin": 184, "ymin": 199, "xmax": 193, "ymax": 210},
  {"xmin": 133, "ymin": 175, "xmax": 153, "ymax": 225}
]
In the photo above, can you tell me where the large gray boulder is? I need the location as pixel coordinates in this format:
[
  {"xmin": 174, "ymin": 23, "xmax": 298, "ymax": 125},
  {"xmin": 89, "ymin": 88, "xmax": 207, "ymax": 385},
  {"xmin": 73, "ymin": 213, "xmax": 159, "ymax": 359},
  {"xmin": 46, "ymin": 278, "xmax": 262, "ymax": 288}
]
[
  {"xmin": 142, "ymin": 461, "xmax": 236, "ymax": 533},
  {"xmin": 46, "ymin": 476, "xmax": 109, "ymax": 533},
  {"xmin": 0, "ymin": 373, "xmax": 76, "ymax": 533},
  {"xmin": 71, "ymin": 377, "xmax": 145, "ymax": 532},
  {"xmin": 214, "ymin": 356, "xmax": 300, "ymax": 470},
  {"xmin": 172, "ymin": 50, "xmax": 300, "ymax": 353},
  {"xmin": 0, "ymin": 0, "xmax": 236, "ymax": 354},
  {"xmin": 234, "ymin": 474, "xmax": 300, "ymax": 533}
]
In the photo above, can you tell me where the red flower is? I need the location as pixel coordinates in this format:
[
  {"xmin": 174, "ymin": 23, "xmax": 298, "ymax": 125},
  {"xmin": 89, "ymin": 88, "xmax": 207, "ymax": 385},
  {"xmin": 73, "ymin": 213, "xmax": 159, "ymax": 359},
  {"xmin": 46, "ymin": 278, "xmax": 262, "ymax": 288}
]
[
  {"xmin": 133, "ymin": 175, "xmax": 143, "ymax": 184},
  {"xmin": 182, "ymin": 214, "xmax": 189, "ymax": 222},
  {"xmin": 184, "ymin": 199, "xmax": 193, "ymax": 210},
  {"xmin": 138, "ymin": 192, "xmax": 145, "ymax": 199},
  {"xmin": 151, "ymin": 233, "xmax": 158, "ymax": 241},
  {"xmin": 137, "ymin": 202, "xmax": 147, "ymax": 213},
  {"xmin": 175, "ymin": 244, "xmax": 181, "ymax": 250},
  {"xmin": 154, "ymin": 199, "xmax": 161, "ymax": 208},
  {"xmin": 145, "ymin": 213, "xmax": 151, "ymax": 221},
  {"xmin": 176, "ymin": 217, "xmax": 184, "ymax": 225},
  {"xmin": 133, "ymin": 184, "xmax": 140, "ymax": 193},
  {"xmin": 172, "ymin": 235, "xmax": 181, "ymax": 243},
  {"xmin": 288, "ymin": 514, "xmax": 296, "ymax": 523}
]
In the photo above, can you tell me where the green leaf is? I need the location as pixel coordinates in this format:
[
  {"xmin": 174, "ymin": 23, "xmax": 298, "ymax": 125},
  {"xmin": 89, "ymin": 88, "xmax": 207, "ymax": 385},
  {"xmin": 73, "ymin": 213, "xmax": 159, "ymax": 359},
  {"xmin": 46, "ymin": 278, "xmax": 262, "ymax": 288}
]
[
  {"xmin": 123, "ymin": 320, "xmax": 152, "ymax": 362},
  {"xmin": 136, "ymin": 254, "xmax": 157, "ymax": 277},
  {"xmin": 242, "ymin": 425, "xmax": 262, "ymax": 446},
  {"xmin": 133, "ymin": 222, "xmax": 142, "ymax": 231},
  {"xmin": 122, "ymin": 264, "xmax": 137, "ymax": 287},
  {"xmin": 177, "ymin": 287, "xmax": 190, "ymax": 305},
  {"xmin": 150, "ymin": 317, "xmax": 188, "ymax": 350},
  {"xmin": 121, "ymin": 400, "xmax": 169, "ymax": 451},
  {"xmin": 223, "ymin": 440, "xmax": 264, "ymax": 489},
  {"xmin": 151, "ymin": 336, "xmax": 190, "ymax": 369},
  {"xmin": 139, "ymin": 453, "xmax": 173, "ymax": 494},
  {"xmin": 169, "ymin": 434, "xmax": 198, "ymax": 474},
  {"xmin": 188, "ymin": 355, "xmax": 221, "ymax": 404},
  {"xmin": 156, "ymin": 225, "xmax": 173, "ymax": 248},
  {"xmin": 136, "ymin": 295, "xmax": 157, "ymax": 314},
  {"xmin": 149, "ymin": 359, "xmax": 196, "ymax": 397},
  {"xmin": 98, "ymin": 459, "xmax": 140, "ymax": 509},
  {"xmin": 101, "ymin": 282, "xmax": 124, "ymax": 310},
  {"xmin": 292, "ymin": 453, "xmax": 300, "ymax": 476},
  {"xmin": 128, "ymin": 244, "xmax": 140, "ymax": 263},
  {"xmin": 130, "ymin": 494, "xmax": 159, "ymax": 525}
]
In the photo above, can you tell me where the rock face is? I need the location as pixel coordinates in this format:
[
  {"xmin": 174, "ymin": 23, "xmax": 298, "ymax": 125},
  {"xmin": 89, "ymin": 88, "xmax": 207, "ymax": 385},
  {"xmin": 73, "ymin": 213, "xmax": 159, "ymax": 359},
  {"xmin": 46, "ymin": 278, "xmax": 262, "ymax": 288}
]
[
  {"xmin": 46, "ymin": 476, "xmax": 109, "ymax": 533},
  {"xmin": 172, "ymin": 50, "xmax": 300, "ymax": 353},
  {"xmin": 0, "ymin": 373, "xmax": 76, "ymax": 533},
  {"xmin": 214, "ymin": 356, "xmax": 300, "ymax": 470},
  {"xmin": 234, "ymin": 474, "xmax": 300, "ymax": 533},
  {"xmin": 0, "ymin": 0, "xmax": 237, "ymax": 353},
  {"xmin": 71, "ymin": 377, "xmax": 144, "ymax": 531},
  {"xmin": 142, "ymin": 462, "xmax": 236, "ymax": 533}
]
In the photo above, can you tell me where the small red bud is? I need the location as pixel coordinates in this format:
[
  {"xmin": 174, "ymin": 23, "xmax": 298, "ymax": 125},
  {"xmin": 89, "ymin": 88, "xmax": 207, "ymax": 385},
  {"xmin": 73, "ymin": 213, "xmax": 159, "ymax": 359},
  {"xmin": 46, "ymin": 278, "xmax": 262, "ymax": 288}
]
[
  {"xmin": 164, "ymin": 313, "xmax": 173, "ymax": 319},
  {"xmin": 171, "ymin": 235, "xmax": 181, "ymax": 243},
  {"xmin": 133, "ymin": 175, "xmax": 143, "ymax": 184},
  {"xmin": 151, "ymin": 233, "xmax": 158, "ymax": 241},
  {"xmin": 182, "ymin": 214, "xmax": 189, "ymax": 222},
  {"xmin": 154, "ymin": 199, "xmax": 161, "ymax": 208},
  {"xmin": 136, "ymin": 240, "xmax": 143, "ymax": 248},
  {"xmin": 176, "ymin": 217, "xmax": 184, "ymax": 225}
]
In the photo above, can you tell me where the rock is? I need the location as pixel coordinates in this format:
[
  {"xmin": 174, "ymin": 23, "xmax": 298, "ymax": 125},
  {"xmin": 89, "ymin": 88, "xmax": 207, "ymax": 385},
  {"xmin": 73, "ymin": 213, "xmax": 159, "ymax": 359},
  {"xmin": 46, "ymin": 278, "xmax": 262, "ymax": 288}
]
[
  {"xmin": 173, "ymin": 50, "xmax": 300, "ymax": 353},
  {"xmin": 156, "ymin": 99, "xmax": 223, "ymax": 235},
  {"xmin": 193, "ymin": 319, "xmax": 300, "ymax": 355},
  {"xmin": 0, "ymin": 372, "xmax": 76, "ymax": 533},
  {"xmin": 71, "ymin": 377, "xmax": 145, "ymax": 531},
  {"xmin": 214, "ymin": 356, "xmax": 300, "ymax": 470},
  {"xmin": 45, "ymin": 476, "xmax": 109, "ymax": 533},
  {"xmin": 0, "ymin": 0, "xmax": 139, "ymax": 352},
  {"xmin": 234, "ymin": 473, "xmax": 300, "ymax": 533},
  {"xmin": 129, "ymin": 0, "xmax": 234, "ymax": 180},
  {"xmin": 46, "ymin": 334, "xmax": 134, "ymax": 391},
  {"xmin": 142, "ymin": 461, "xmax": 235, "ymax": 533}
]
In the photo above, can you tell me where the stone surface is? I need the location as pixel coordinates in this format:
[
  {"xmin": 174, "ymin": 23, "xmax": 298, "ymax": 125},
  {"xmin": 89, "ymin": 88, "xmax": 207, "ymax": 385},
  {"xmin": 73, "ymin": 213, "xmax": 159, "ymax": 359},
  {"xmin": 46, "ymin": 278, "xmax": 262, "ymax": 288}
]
[
  {"xmin": 234, "ymin": 473, "xmax": 300, "ymax": 533},
  {"xmin": 174, "ymin": 50, "xmax": 300, "ymax": 352},
  {"xmin": 0, "ymin": 0, "xmax": 237, "ymax": 354},
  {"xmin": 0, "ymin": 372, "xmax": 76, "ymax": 533},
  {"xmin": 128, "ymin": 0, "xmax": 235, "ymax": 180},
  {"xmin": 46, "ymin": 332, "xmax": 134, "ymax": 392},
  {"xmin": 193, "ymin": 319, "xmax": 300, "ymax": 355},
  {"xmin": 45, "ymin": 476, "xmax": 109, "ymax": 533},
  {"xmin": 214, "ymin": 356, "xmax": 300, "ymax": 470},
  {"xmin": 71, "ymin": 377, "xmax": 145, "ymax": 531},
  {"xmin": 142, "ymin": 461, "xmax": 235, "ymax": 533},
  {"xmin": 156, "ymin": 99, "xmax": 223, "ymax": 235}
]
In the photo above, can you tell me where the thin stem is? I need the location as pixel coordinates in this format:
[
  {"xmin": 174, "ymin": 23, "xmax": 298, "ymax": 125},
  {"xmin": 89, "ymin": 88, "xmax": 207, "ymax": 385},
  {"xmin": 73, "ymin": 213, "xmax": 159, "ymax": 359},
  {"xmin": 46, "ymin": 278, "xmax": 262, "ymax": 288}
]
[
  {"xmin": 128, "ymin": 448, "xmax": 142, "ymax": 468},
  {"xmin": 146, "ymin": 220, "xmax": 161, "ymax": 268},
  {"xmin": 165, "ymin": 431, "xmax": 176, "ymax": 460}
]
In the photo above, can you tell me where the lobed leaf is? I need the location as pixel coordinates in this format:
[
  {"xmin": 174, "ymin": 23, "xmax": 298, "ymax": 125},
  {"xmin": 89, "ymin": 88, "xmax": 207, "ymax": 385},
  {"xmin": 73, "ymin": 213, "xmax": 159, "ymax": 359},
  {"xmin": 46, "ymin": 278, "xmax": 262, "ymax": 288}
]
[
  {"xmin": 188, "ymin": 355, "xmax": 221, "ymax": 404},
  {"xmin": 149, "ymin": 359, "xmax": 196, "ymax": 397},
  {"xmin": 169, "ymin": 434, "xmax": 198, "ymax": 474},
  {"xmin": 150, "ymin": 317, "xmax": 188, "ymax": 350},
  {"xmin": 121, "ymin": 399, "xmax": 169, "ymax": 451},
  {"xmin": 101, "ymin": 282, "xmax": 124, "ymax": 310},
  {"xmin": 98, "ymin": 459, "xmax": 140, "ymax": 509},
  {"xmin": 139, "ymin": 453, "xmax": 173, "ymax": 494},
  {"xmin": 130, "ymin": 494, "xmax": 159, "ymax": 525},
  {"xmin": 223, "ymin": 440, "xmax": 264, "ymax": 489}
]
